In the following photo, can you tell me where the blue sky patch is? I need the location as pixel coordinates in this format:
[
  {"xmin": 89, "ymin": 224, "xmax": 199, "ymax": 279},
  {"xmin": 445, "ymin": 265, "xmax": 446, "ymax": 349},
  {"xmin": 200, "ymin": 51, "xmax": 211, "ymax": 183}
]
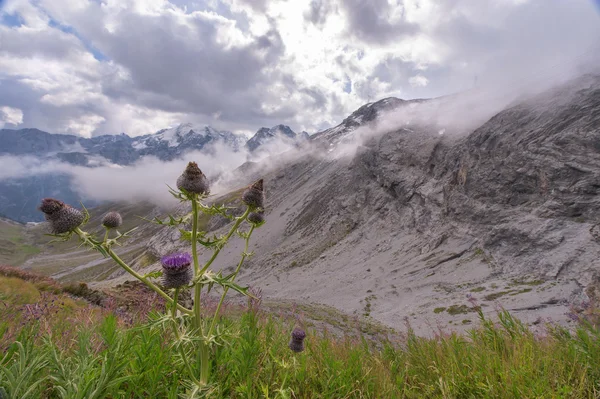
[
  {"xmin": 0, "ymin": 11, "xmax": 23, "ymax": 27},
  {"xmin": 48, "ymin": 18, "xmax": 108, "ymax": 61}
]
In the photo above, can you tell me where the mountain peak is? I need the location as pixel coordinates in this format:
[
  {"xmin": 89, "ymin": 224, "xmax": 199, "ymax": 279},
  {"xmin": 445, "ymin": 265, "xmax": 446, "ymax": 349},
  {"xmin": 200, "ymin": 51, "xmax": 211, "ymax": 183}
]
[{"xmin": 246, "ymin": 124, "xmax": 299, "ymax": 152}]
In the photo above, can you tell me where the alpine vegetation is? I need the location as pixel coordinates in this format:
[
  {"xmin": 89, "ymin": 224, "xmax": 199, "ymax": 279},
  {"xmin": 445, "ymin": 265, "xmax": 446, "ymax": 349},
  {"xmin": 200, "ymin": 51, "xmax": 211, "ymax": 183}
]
[{"xmin": 37, "ymin": 161, "xmax": 269, "ymax": 396}]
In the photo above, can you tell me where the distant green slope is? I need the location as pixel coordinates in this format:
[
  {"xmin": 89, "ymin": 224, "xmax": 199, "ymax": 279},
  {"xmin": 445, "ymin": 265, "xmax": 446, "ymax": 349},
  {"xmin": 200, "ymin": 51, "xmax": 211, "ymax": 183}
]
[{"xmin": 0, "ymin": 218, "xmax": 40, "ymax": 266}]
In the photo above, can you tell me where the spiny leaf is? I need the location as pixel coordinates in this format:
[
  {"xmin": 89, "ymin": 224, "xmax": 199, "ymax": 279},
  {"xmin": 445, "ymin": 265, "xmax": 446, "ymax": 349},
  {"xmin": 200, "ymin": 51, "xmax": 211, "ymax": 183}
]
[{"xmin": 143, "ymin": 270, "xmax": 163, "ymax": 279}]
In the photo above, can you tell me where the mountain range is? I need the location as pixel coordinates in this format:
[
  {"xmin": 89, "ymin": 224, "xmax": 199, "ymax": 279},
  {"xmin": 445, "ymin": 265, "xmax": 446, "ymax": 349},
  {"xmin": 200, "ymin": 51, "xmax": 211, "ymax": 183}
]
[{"xmin": 0, "ymin": 122, "xmax": 308, "ymax": 222}]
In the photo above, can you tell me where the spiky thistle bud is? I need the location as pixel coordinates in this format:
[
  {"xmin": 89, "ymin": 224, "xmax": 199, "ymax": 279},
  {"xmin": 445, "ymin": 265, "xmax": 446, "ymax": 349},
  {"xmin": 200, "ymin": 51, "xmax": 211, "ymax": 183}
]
[
  {"xmin": 288, "ymin": 327, "xmax": 306, "ymax": 353},
  {"xmin": 177, "ymin": 162, "xmax": 209, "ymax": 195},
  {"xmin": 101, "ymin": 211, "xmax": 122, "ymax": 229},
  {"xmin": 38, "ymin": 198, "xmax": 84, "ymax": 234},
  {"xmin": 242, "ymin": 179, "xmax": 265, "ymax": 209},
  {"xmin": 161, "ymin": 253, "xmax": 193, "ymax": 289},
  {"xmin": 248, "ymin": 211, "xmax": 265, "ymax": 225}
]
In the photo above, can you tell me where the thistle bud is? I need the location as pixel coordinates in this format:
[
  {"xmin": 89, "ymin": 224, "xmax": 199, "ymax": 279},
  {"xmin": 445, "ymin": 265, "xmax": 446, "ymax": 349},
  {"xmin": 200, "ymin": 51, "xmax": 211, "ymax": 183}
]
[
  {"xmin": 101, "ymin": 211, "xmax": 122, "ymax": 229},
  {"xmin": 38, "ymin": 198, "xmax": 84, "ymax": 234},
  {"xmin": 248, "ymin": 211, "xmax": 265, "ymax": 225},
  {"xmin": 288, "ymin": 327, "xmax": 306, "ymax": 353},
  {"xmin": 177, "ymin": 162, "xmax": 209, "ymax": 195},
  {"xmin": 242, "ymin": 179, "xmax": 265, "ymax": 209},
  {"xmin": 161, "ymin": 253, "xmax": 193, "ymax": 289}
]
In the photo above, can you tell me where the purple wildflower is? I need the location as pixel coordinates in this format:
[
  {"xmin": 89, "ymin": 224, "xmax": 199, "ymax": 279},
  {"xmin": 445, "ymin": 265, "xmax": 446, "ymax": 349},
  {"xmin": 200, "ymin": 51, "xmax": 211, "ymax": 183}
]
[
  {"xmin": 38, "ymin": 198, "xmax": 84, "ymax": 234},
  {"xmin": 161, "ymin": 253, "xmax": 193, "ymax": 289},
  {"xmin": 102, "ymin": 211, "xmax": 123, "ymax": 229},
  {"xmin": 289, "ymin": 327, "xmax": 306, "ymax": 353},
  {"xmin": 177, "ymin": 162, "xmax": 209, "ymax": 195},
  {"xmin": 242, "ymin": 179, "xmax": 265, "ymax": 209},
  {"xmin": 248, "ymin": 211, "xmax": 265, "ymax": 225}
]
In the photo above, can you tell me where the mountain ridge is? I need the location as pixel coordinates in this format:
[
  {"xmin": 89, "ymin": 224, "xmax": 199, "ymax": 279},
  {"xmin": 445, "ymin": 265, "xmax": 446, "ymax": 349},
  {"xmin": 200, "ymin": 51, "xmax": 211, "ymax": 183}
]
[{"xmin": 0, "ymin": 122, "xmax": 302, "ymax": 221}]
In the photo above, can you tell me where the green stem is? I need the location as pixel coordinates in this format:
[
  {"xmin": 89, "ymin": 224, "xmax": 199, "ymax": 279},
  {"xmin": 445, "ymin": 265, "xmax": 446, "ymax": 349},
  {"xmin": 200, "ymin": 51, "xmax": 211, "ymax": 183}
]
[
  {"xmin": 199, "ymin": 207, "xmax": 251, "ymax": 276},
  {"xmin": 103, "ymin": 228, "xmax": 109, "ymax": 244},
  {"xmin": 191, "ymin": 195, "xmax": 203, "ymax": 333},
  {"xmin": 191, "ymin": 195, "xmax": 201, "ymax": 275},
  {"xmin": 199, "ymin": 341, "xmax": 209, "ymax": 385},
  {"xmin": 170, "ymin": 288, "xmax": 200, "ymax": 386},
  {"xmin": 207, "ymin": 225, "xmax": 255, "ymax": 338},
  {"xmin": 172, "ymin": 288, "xmax": 179, "ymax": 319},
  {"xmin": 74, "ymin": 229, "xmax": 192, "ymax": 315}
]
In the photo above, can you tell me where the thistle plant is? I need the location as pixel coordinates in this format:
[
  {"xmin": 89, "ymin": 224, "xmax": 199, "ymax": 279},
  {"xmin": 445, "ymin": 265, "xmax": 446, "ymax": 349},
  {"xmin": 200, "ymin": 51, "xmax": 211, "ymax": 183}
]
[{"xmin": 38, "ymin": 161, "xmax": 266, "ymax": 396}]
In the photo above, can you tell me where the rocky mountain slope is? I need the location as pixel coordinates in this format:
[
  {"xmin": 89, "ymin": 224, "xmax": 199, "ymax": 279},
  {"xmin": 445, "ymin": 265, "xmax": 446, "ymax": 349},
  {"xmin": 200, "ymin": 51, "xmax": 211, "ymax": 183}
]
[
  {"xmin": 15, "ymin": 73, "xmax": 600, "ymax": 336},
  {"xmin": 101, "ymin": 73, "xmax": 600, "ymax": 335}
]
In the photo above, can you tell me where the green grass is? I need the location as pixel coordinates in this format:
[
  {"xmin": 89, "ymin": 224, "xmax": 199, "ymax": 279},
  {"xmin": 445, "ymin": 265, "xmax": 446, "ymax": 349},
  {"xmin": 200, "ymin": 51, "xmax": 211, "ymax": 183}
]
[
  {"xmin": 0, "ymin": 276, "xmax": 40, "ymax": 304},
  {"xmin": 3, "ymin": 304, "xmax": 600, "ymax": 398},
  {"xmin": 3, "ymin": 268, "xmax": 600, "ymax": 399},
  {"xmin": 0, "ymin": 220, "xmax": 41, "ymax": 266}
]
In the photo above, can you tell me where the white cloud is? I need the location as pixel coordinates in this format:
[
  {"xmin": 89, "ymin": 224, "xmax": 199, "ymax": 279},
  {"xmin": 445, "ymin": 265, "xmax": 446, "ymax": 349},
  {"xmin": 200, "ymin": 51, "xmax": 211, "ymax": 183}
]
[
  {"xmin": 0, "ymin": 0, "xmax": 597, "ymax": 137},
  {"xmin": 0, "ymin": 106, "xmax": 24, "ymax": 126},
  {"xmin": 409, "ymin": 75, "xmax": 429, "ymax": 88}
]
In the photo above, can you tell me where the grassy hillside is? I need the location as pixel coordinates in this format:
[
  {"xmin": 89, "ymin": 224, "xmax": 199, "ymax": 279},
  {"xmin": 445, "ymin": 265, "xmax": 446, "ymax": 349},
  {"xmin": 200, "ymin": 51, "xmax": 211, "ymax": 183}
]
[
  {"xmin": 2, "ymin": 267, "xmax": 600, "ymax": 398},
  {"xmin": 0, "ymin": 218, "xmax": 40, "ymax": 266}
]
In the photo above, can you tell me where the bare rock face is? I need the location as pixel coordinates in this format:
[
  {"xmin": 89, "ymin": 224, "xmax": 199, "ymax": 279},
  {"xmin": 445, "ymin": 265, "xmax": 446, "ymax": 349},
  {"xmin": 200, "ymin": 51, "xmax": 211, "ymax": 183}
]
[{"xmin": 137, "ymin": 74, "xmax": 600, "ymax": 335}]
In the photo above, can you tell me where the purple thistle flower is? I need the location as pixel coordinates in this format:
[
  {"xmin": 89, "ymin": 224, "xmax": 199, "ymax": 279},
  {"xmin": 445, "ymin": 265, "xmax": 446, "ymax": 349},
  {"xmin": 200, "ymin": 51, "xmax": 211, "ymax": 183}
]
[
  {"xmin": 242, "ymin": 179, "xmax": 265, "ymax": 210},
  {"xmin": 177, "ymin": 162, "xmax": 209, "ymax": 195},
  {"xmin": 289, "ymin": 327, "xmax": 306, "ymax": 353},
  {"xmin": 161, "ymin": 253, "xmax": 193, "ymax": 289},
  {"xmin": 38, "ymin": 198, "xmax": 84, "ymax": 234},
  {"xmin": 102, "ymin": 211, "xmax": 123, "ymax": 229},
  {"xmin": 248, "ymin": 211, "xmax": 265, "ymax": 225}
]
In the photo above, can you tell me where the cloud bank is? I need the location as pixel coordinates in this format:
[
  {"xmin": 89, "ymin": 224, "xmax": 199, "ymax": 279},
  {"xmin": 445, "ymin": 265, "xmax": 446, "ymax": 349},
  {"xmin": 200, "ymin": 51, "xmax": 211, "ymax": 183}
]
[{"xmin": 0, "ymin": 0, "xmax": 598, "ymax": 137}]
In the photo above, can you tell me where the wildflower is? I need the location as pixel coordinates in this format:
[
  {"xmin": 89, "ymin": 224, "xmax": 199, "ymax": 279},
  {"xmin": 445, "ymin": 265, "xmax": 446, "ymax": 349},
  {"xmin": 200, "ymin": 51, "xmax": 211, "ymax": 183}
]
[
  {"xmin": 102, "ymin": 211, "xmax": 123, "ymax": 229},
  {"xmin": 161, "ymin": 253, "xmax": 193, "ymax": 289},
  {"xmin": 177, "ymin": 162, "xmax": 209, "ymax": 195},
  {"xmin": 242, "ymin": 179, "xmax": 265, "ymax": 209},
  {"xmin": 288, "ymin": 327, "xmax": 306, "ymax": 353},
  {"xmin": 38, "ymin": 198, "xmax": 84, "ymax": 234},
  {"xmin": 248, "ymin": 210, "xmax": 265, "ymax": 225}
]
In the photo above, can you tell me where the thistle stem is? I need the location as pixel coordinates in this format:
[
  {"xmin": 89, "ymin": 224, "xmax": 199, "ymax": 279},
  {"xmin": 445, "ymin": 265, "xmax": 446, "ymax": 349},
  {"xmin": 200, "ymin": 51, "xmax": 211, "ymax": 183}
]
[
  {"xmin": 207, "ymin": 225, "xmax": 255, "ymax": 338},
  {"xmin": 170, "ymin": 288, "xmax": 200, "ymax": 386},
  {"xmin": 191, "ymin": 195, "xmax": 202, "ymax": 331},
  {"xmin": 190, "ymin": 195, "xmax": 208, "ymax": 386},
  {"xmin": 191, "ymin": 195, "xmax": 201, "ymax": 275},
  {"xmin": 199, "ymin": 341, "xmax": 209, "ymax": 385},
  {"xmin": 199, "ymin": 207, "xmax": 251, "ymax": 276}
]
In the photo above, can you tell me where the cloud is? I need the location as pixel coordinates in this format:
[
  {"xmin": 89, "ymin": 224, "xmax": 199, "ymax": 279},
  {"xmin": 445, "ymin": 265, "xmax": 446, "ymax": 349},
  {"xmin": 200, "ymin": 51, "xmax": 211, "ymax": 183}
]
[
  {"xmin": 0, "ymin": 131, "xmax": 312, "ymax": 207},
  {"xmin": 339, "ymin": 0, "xmax": 418, "ymax": 44},
  {"xmin": 0, "ymin": 0, "xmax": 598, "ymax": 138},
  {"xmin": 409, "ymin": 75, "xmax": 428, "ymax": 88},
  {"xmin": 0, "ymin": 105, "xmax": 23, "ymax": 127}
]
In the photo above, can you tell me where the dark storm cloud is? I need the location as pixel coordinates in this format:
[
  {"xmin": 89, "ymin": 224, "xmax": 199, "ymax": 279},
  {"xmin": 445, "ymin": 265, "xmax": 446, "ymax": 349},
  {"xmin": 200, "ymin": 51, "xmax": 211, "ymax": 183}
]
[
  {"xmin": 339, "ymin": 0, "xmax": 417, "ymax": 44},
  {"xmin": 304, "ymin": 0, "xmax": 334, "ymax": 27},
  {"xmin": 84, "ymin": 10, "xmax": 289, "ymax": 126}
]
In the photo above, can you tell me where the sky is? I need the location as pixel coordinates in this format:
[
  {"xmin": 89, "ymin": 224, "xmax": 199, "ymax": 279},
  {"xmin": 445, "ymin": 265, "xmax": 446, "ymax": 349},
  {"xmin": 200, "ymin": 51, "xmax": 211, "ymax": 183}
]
[{"xmin": 0, "ymin": 0, "xmax": 599, "ymax": 138}]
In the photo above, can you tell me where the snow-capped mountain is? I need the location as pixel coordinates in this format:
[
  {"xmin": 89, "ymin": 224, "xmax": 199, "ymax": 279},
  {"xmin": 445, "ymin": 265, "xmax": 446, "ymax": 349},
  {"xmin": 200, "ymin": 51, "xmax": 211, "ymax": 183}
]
[
  {"xmin": 311, "ymin": 97, "xmax": 424, "ymax": 145},
  {"xmin": 246, "ymin": 124, "xmax": 307, "ymax": 152},
  {"xmin": 0, "ymin": 122, "xmax": 317, "ymax": 221},
  {"xmin": 0, "ymin": 123, "xmax": 247, "ymax": 222},
  {"xmin": 133, "ymin": 123, "xmax": 246, "ymax": 153}
]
